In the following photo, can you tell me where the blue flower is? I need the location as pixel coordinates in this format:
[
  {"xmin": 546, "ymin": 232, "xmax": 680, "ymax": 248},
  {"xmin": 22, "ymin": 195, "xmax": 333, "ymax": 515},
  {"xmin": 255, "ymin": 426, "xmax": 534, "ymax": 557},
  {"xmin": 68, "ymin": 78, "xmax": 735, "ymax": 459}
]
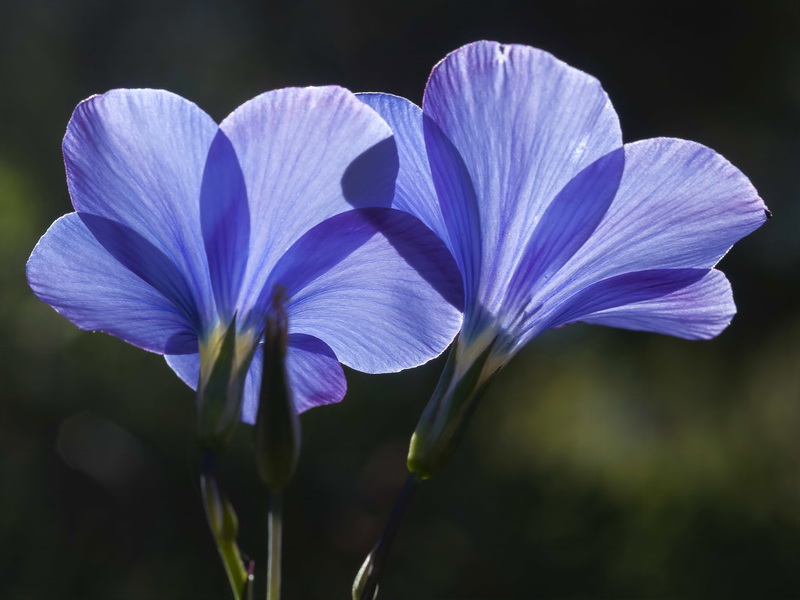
[
  {"xmin": 27, "ymin": 87, "xmax": 463, "ymax": 443},
  {"xmin": 359, "ymin": 41, "xmax": 768, "ymax": 477}
]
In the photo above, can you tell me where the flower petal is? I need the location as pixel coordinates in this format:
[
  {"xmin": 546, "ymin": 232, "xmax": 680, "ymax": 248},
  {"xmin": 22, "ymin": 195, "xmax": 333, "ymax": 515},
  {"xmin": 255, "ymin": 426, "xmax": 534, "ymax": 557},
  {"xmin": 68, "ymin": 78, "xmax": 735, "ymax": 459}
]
[
  {"xmin": 422, "ymin": 112, "xmax": 483, "ymax": 307},
  {"xmin": 551, "ymin": 269, "xmax": 735, "ymax": 341},
  {"xmin": 267, "ymin": 208, "xmax": 464, "ymax": 373},
  {"xmin": 502, "ymin": 148, "xmax": 625, "ymax": 335},
  {"xmin": 285, "ymin": 334, "xmax": 347, "ymax": 414},
  {"xmin": 28, "ymin": 213, "xmax": 197, "ymax": 354},
  {"xmin": 544, "ymin": 138, "xmax": 767, "ymax": 293},
  {"xmin": 356, "ymin": 93, "xmax": 448, "ymax": 247},
  {"xmin": 200, "ymin": 130, "xmax": 250, "ymax": 319},
  {"xmin": 167, "ymin": 333, "xmax": 347, "ymax": 423},
  {"xmin": 78, "ymin": 214, "xmax": 204, "ymax": 332},
  {"xmin": 240, "ymin": 334, "xmax": 347, "ymax": 423},
  {"xmin": 165, "ymin": 353, "xmax": 200, "ymax": 390},
  {"xmin": 422, "ymin": 41, "xmax": 622, "ymax": 313},
  {"xmin": 218, "ymin": 87, "xmax": 400, "ymax": 317},
  {"xmin": 64, "ymin": 89, "xmax": 218, "ymax": 324}
]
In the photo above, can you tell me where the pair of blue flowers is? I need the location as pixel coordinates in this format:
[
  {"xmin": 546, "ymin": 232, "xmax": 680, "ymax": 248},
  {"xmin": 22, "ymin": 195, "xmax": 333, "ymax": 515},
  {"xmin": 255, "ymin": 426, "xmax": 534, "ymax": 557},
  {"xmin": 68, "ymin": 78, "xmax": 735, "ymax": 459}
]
[{"xmin": 27, "ymin": 41, "xmax": 767, "ymax": 471}]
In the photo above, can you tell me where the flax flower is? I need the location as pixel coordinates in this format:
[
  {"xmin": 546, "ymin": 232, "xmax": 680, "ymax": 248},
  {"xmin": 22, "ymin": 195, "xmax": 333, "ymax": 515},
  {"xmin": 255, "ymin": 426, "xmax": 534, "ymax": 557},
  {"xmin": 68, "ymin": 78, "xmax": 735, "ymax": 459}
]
[
  {"xmin": 28, "ymin": 87, "xmax": 463, "ymax": 444},
  {"xmin": 359, "ymin": 41, "xmax": 768, "ymax": 476}
]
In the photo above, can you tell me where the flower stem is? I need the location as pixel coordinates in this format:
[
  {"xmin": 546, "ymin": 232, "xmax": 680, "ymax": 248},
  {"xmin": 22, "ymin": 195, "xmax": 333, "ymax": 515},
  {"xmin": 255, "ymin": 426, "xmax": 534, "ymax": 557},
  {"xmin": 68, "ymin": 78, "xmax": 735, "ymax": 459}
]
[
  {"xmin": 353, "ymin": 473, "xmax": 421, "ymax": 599},
  {"xmin": 200, "ymin": 452, "xmax": 249, "ymax": 600},
  {"xmin": 267, "ymin": 491, "xmax": 283, "ymax": 600}
]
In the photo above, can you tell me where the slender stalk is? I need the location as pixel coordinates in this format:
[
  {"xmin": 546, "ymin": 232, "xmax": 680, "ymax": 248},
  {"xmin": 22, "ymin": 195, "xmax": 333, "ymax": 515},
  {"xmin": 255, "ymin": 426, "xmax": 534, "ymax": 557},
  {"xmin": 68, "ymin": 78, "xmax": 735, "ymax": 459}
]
[
  {"xmin": 353, "ymin": 474, "xmax": 421, "ymax": 600},
  {"xmin": 267, "ymin": 491, "xmax": 284, "ymax": 600},
  {"xmin": 244, "ymin": 561, "xmax": 255, "ymax": 600},
  {"xmin": 201, "ymin": 452, "xmax": 248, "ymax": 600}
]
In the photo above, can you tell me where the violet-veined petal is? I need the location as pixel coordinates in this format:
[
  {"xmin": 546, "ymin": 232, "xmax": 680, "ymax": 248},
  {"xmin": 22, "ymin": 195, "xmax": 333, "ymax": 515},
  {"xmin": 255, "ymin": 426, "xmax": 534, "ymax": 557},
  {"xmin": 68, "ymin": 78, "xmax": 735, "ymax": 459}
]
[
  {"xmin": 168, "ymin": 334, "xmax": 347, "ymax": 424},
  {"xmin": 241, "ymin": 335, "xmax": 347, "ymax": 423},
  {"xmin": 200, "ymin": 130, "xmax": 250, "ymax": 319},
  {"xmin": 544, "ymin": 268, "xmax": 724, "ymax": 338},
  {"xmin": 268, "ymin": 208, "xmax": 463, "ymax": 374},
  {"xmin": 356, "ymin": 93, "xmax": 448, "ymax": 248},
  {"xmin": 503, "ymin": 147, "xmax": 625, "ymax": 331},
  {"xmin": 422, "ymin": 41, "xmax": 622, "ymax": 314},
  {"xmin": 28, "ymin": 213, "xmax": 198, "ymax": 354},
  {"xmin": 166, "ymin": 353, "xmax": 200, "ymax": 392},
  {"xmin": 64, "ymin": 89, "xmax": 217, "ymax": 323},
  {"xmin": 576, "ymin": 269, "xmax": 735, "ymax": 340},
  {"xmin": 543, "ymin": 138, "xmax": 767, "ymax": 296},
  {"xmin": 422, "ymin": 114, "xmax": 483, "ymax": 309},
  {"xmin": 78, "ymin": 214, "xmax": 202, "ymax": 332},
  {"xmin": 219, "ymin": 87, "xmax": 399, "ymax": 317}
]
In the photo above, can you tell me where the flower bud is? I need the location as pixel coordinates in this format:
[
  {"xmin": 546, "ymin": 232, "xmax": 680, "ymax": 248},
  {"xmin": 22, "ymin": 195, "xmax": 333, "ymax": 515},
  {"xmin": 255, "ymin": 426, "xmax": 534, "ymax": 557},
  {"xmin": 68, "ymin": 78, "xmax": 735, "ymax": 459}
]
[{"xmin": 254, "ymin": 287, "xmax": 300, "ymax": 491}]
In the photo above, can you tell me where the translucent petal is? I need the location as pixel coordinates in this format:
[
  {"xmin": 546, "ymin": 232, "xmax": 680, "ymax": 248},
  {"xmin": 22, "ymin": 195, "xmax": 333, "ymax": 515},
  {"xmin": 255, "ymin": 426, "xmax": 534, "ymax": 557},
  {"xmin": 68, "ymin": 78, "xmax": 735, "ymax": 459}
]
[
  {"xmin": 502, "ymin": 148, "xmax": 625, "ymax": 335},
  {"xmin": 268, "ymin": 208, "xmax": 463, "ymax": 373},
  {"xmin": 219, "ymin": 86, "xmax": 399, "ymax": 317},
  {"xmin": 356, "ymin": 93, "xmax": 448, "ymax": 248},
  {"xmin": 64, "ymin": 89, "xmax": 218, "ymax": 324},
  {"xmin": 28, "ymin": 213, "xmax": 197, "ymax": 354},
  {"xmin": 167, "ymin": 333, "xmax": 347, "ymax": 424},
  {"xmin": 200, "ymin": 130, "xmax": 250, "ymax": 318},
  {"xmin": 552, "ymin": 269, "xmax": 735, "ymax": 341},
  {"xmin": 165, "ymin": 353, "xmax": 200, "ymax": 390},
  {"xmin": 422, "ymin": 41, "xmax": 622, "ymax": 314},
  {"xmin": 240, "ymin": 335, "xmax": 347, "ymax": 423},
  {"xmin": 543, "ymin": 138, "xmax": 768, "ymax": 294}
]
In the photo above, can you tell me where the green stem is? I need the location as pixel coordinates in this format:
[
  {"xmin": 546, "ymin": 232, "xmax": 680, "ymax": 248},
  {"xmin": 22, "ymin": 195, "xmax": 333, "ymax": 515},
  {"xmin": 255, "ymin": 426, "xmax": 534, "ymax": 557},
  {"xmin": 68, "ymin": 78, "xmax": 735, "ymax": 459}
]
[
  {"xmin": 267, "ymin": 491, "xmax": 283, "ymax": 600},
  {"xmin": 201, "ymin": 452, "xmax": 249, "ymax": 600},
  {"xmin": 353, "ymin": 474, "xmax": 420, "ymax": 599}
]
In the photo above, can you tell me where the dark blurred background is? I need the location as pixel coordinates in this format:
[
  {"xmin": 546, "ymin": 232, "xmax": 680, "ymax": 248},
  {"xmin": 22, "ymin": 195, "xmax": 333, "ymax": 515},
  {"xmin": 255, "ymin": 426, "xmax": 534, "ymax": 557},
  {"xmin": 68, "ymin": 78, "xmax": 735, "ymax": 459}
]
[{"xmin": 1, "ymin": 0, "xmax": 798, "ymax": 598}]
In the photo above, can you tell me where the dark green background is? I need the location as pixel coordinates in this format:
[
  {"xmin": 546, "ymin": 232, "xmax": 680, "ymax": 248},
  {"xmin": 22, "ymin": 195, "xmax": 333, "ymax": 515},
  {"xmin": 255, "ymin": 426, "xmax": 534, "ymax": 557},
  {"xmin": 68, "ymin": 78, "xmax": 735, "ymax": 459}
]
[{"xmin": 1, "ymin": 0, "xmax": 798, "ymax": 598}]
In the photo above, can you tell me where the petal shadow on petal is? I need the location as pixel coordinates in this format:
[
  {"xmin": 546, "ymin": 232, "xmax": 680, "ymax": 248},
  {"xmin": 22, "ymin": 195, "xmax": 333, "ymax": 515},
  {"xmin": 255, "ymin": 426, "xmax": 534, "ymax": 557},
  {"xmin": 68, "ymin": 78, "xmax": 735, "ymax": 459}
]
[
  {"xmin": 264, "ymin": 208, "xmax": 464, "ymax": 317},
  {"xmin": 200, "ymin": 129, "xmax": 250, "ymax": 320},
  {"xmin": 341, "ymin": 136, "xmax": 399, "ymax": 209},
  {"xmin": 340, "ymin": 122, "xmax": 466, "ymax": 313},
  {"xmin": 422, "ymin": 113, "xmax": 481, "ymax": 304},
  {"xmin": 79, "ymin": 213, "xmax": 203, "ymax": 345}
]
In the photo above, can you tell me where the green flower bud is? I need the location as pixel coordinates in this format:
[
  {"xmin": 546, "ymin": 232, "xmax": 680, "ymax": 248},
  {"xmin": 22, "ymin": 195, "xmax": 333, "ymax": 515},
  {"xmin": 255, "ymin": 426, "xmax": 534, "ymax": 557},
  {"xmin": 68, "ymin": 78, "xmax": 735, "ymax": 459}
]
[{"xmin": 254, "ymin": 287, "xmax": 300, "ymax": 491}]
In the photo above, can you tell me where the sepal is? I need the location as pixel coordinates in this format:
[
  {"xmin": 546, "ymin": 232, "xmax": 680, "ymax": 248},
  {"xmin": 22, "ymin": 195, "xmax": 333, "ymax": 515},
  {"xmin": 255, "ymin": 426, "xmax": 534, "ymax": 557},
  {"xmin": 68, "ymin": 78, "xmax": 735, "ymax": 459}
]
[
  {"xmin": 196, "ymin": 317, "xmax": 255, "ymax": 449},
  {"xmin": 407, "ymin": 335, "xmax": 499, "ymax": 478}
]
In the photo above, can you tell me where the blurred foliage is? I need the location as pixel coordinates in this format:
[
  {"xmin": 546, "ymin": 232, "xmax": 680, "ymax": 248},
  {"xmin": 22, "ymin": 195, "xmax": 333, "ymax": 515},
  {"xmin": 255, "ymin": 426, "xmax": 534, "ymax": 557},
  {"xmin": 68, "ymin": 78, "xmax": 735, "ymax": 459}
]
[{"xmin": 0, "ymin": 0, "xmax": 799, "ymax": 598}]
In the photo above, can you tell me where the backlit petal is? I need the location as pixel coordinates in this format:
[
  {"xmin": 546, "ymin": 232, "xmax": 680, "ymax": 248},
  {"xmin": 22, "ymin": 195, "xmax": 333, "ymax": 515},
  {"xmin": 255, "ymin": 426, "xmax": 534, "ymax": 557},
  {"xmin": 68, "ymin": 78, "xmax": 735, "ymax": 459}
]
[
  {"xmin": 553, "ymin": 269, "xmax": 735, "ymax": 341},
  {"xmin": 219, "ymin": 87, "xmax": 399, "ymax": 318},
  {"xmin": 356, "ymin": 93, "xmax": 448, "ymax": 247},
  {"xmin": 502, "ymin": 148, "xmax": 625, "ymax": 337},
  {"xmin": 165, "ymin": 353, "xmax": 200, "ymax": 390},
  {"xmin": 422, "ymin": 41, "xmax": 622, "ymax": 314},
  {"xmin": 240, "ymin": 335, "xmax": 347, "ymax": 423},
  {"xmin": 268, "ymin": 208, "xmax": 463, "ymax": 373},
  {"xmin": 200, "ymin": 130, "xmax": 250, "ymax": 318},
  {"xmin": 167, "ymin": 334, "xmax": 347, "ymax": 424},
  {"xmin": 540, "ymin": 138, "xmax": 767, "ymax": 299},
  {"xmin": 28, "ymin": 214, "xmax": 197, "ymax": 354},
  {"xmin": 64, "ymin": 89, "xmax": 218, "ymax": 324}
]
